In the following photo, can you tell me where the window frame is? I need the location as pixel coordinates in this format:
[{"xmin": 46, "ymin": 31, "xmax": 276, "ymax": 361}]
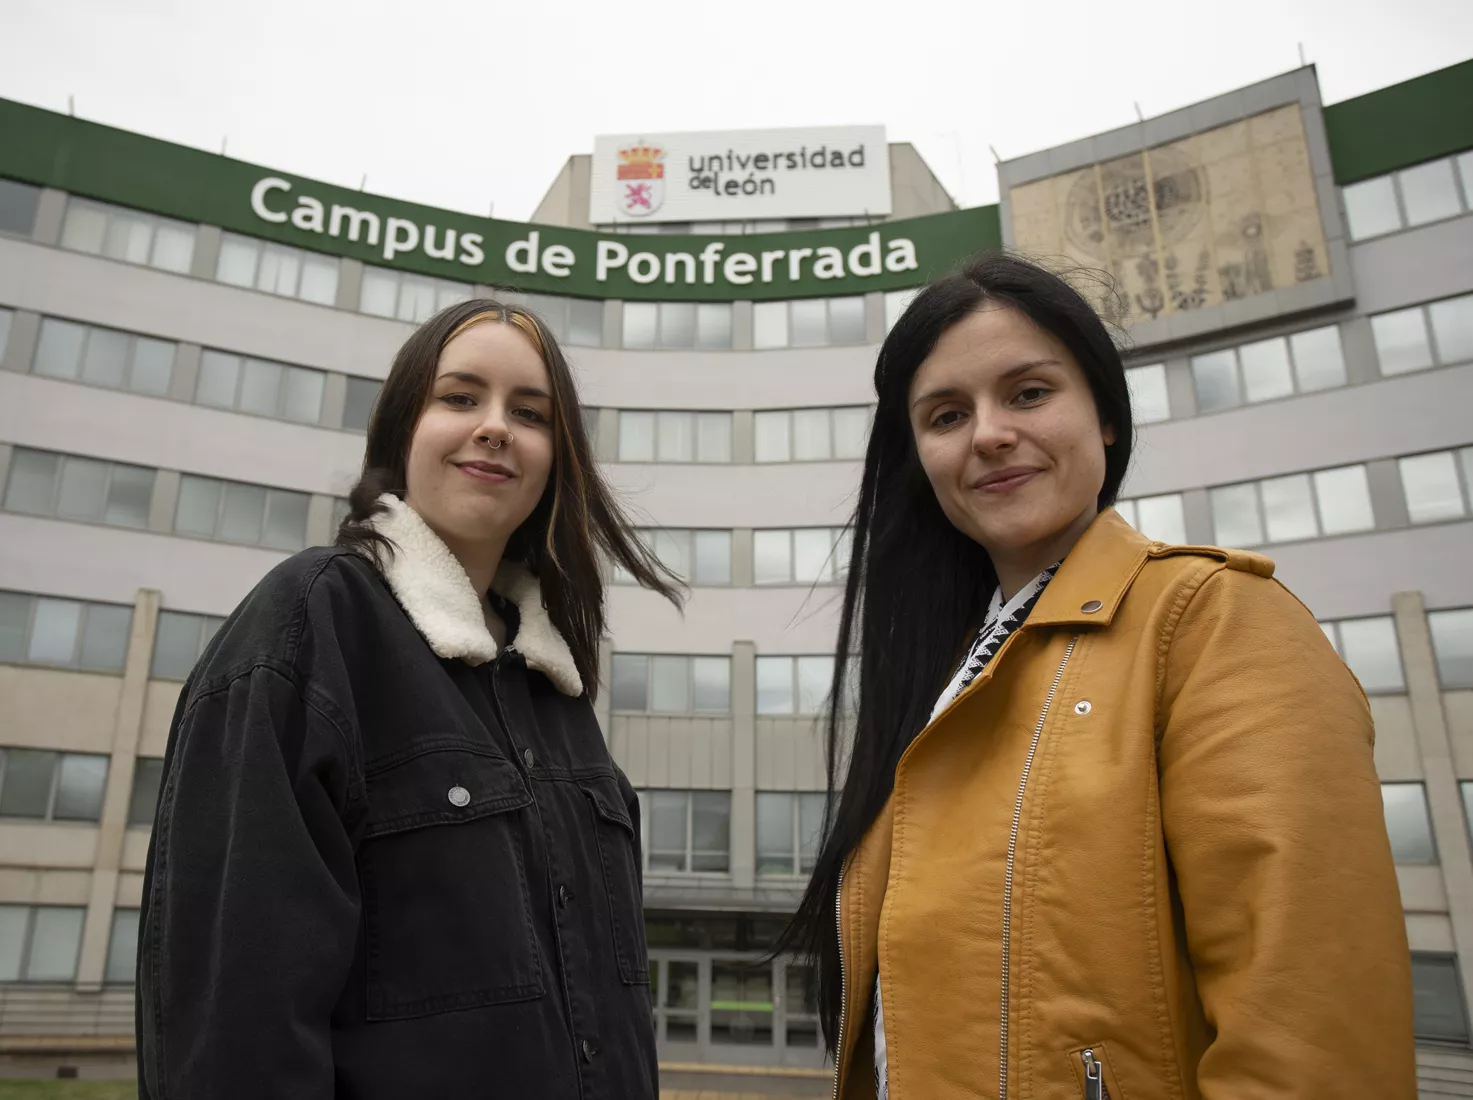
[
  {"xmin": 0, "ymin": 748, "xmax": 110, "ymax": 823},
  {"xmin": 32, "ymin": 317, "xmax": 177, "ymax": 397},
  {"xmin": 1319, "ymin": 616, "xmax": 1407, "ymax": 694},
  {"xmin": 1208, "ymin": 463, "xmax": 1375, "ymax": 547},
  {"xmin": 1399, "ymin": 448, "xmax": 1473, "ymax": 526},
  {"xmin": 755, "ymin": 654, "xmax": 838, "ymax": 717},
  {"xmin": 1341, "ymin": 153, "xmax": 1473, "ymax": 243},
  {"xmin": 1380, "ymin": 781, "xmax": 1438, "ymax": 865},
  {"xmin": 636, "ymin": 789, "xmax": 732, "ymax": 874},
  {"xmin": 616, "ymin": 529, "xmax": 733, "ymax": 587},
  {"xmin": 753, "ymin": 406, "xmax": 873, "ymax": 463},
  {"xmin": 172, "ymin": 473, "xmax": 311, "ymax": 551},
  {"xmin": 1430, "ymin": 608, "xmax": 1473, "ymax": 690},
  {"xmin": 150, "ymin": 610, "xmax": 226, "ymax": 681},
  {"xmin": 195, "ymin": 349, "xmax": 326, "ymax": 425},
  {"xmin": 609, "ymin": 653, "xmax": 732, "ymax": 715},
  {"xmin": 620, "ymin": 301, "xmax": 734, "ymax": 350},
  {"xmin": 0, "ymin": 592, "xmax": 132, "ymax": 672},
  {"xmin": 755, "ymin": 790, "xmax": 827, "ymax": 876},
  {"xmin": 59, "ymin": 197, "xmax": 196, "ymax": 274},
  {"xmin": 0, "ymin": 904, "xmax": 87, "ymax": 983},
  {"xmin": 752, "ymin": 527, "xmax": 852, "ymax": 585},
  {"xmin": 615, "ymin": 409, "xmax": 733, "ymax": 464},
  {"xmin": 215, "ymin": 232, "xmax": 339, "ymax": 306},
  {"xmin": 359, "ymin": 265, "xmax": 472, "ymax": 323},
  {"xmin": 2, "ymin": 448, "xmax": 155, "ymax": 531},
  {"xmin": 1372, "ymin": 293, "xmax": 1473, "ymax": 377},
  {"xmin": 1189, "ymin": 324, "xmax": 1347, "ymax": 413}
]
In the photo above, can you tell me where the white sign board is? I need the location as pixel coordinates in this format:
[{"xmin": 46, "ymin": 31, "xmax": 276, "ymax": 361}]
[{"xmin": 589, "ymin": 125, "xmax": 892, "ymax": 225}]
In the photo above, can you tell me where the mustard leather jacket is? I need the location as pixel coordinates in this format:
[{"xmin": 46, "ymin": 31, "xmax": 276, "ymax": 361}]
[{"xmin": 835, "ymin": 509, "xmax": 1415, "ymax": 1099}]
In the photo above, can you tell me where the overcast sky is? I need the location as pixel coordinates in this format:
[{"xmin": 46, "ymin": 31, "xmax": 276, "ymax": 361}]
[{"xmin": 3, "ymin": 0, "xmax": 1470, "ymax": 222}]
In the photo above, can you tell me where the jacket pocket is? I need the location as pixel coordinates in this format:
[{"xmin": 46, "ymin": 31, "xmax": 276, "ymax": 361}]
[
  {"xmin": 360, "ymin": 741, "xmax": 544, "ymax": 1020},
  {"xmin": 579, "ymin": 776, "xmax": 649, "ymax": 986},
  {"xmin": 1067, "ymin": 1042, "xmax": 1119, "ymax": 1100}
]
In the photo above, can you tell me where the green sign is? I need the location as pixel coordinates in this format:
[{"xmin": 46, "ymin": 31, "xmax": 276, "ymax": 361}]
[{"xmin": 0, "ymin": 97, "xmax": 1002, "ymax": 302}]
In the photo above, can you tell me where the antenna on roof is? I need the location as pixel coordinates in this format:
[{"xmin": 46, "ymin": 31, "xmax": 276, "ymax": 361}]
[
  {"xmin": 359, "ymin": 174, "xmax": 368, "ymax": 191},
  {"xmin": 988, "ymin": 145, "xmax": 1001, "ymax": 163},
  {"xmin": 67, "ymin": 95, "xmax": 75, "ymax": 117},
  {"xmin": 1298, "ymin": 41, "xmax": 1307, "ymax": 67},
  {"xmin": 1134, "ymin": 101, "xmax": 1145, "ymax": 123}
]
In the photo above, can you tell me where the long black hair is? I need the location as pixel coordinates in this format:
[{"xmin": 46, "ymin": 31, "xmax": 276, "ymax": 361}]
[
  {"xmin": 781, "ymin": 253, "xmax": 1135, "ymax": 1049},
  {"xmin": 336, "ymin": 298, "xmax": 681, "ymax": 697}
]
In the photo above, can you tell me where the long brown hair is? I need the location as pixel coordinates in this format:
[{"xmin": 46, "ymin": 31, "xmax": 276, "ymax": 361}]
[{"xmin": 337, "ymin": 297, "xmax": 681, "ymax": 697}]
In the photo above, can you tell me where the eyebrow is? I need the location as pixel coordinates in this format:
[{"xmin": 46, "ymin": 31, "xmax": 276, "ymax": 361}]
[
  {"xmin": 435, "ymin": 371, "xmax": 551, "ymax": 399},
  {"xmin": 910, "ymin": 358, "xmax": 1062, "ymax": 409}
]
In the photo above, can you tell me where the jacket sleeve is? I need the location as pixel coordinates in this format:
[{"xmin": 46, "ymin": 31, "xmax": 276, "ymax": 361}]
[
  {"xmin": 1157, "ymin": 567, "xmax": 1416, "ymax": 1098},
  {"xmin": 138, "ymin": 664, "xmax": 362, "ymax": 1100}
]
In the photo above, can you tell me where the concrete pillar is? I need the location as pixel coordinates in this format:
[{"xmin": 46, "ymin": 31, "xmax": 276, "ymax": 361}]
[
  {"xmin": 190, "ymin": 225, "xmax": 222, "ymax": 282},
  {"xmin": 0, "ymin": 443, "xmax": 13, "ymax": 495},
  {"xmin": 168, "ymin": 344, "xmax": 202, "ymax": 404},
  {"xmin": 1393, "ymin": 590, "xmax": 1473, "ymax": 1017},
  {"xmin": 1163, "ymin": 355, "xmax": 1197, "ymax": 419},
  {"xmin": 1367, "ymin": 457, "xmax": 1412, "ymax": 530},
  {"xmin": 730, "ymin": 641, "xmax": 757, "ymax": 891},
  {"xmin": 731, "ymin": 411, "xmax": 756, "ymax": 466},
  {"xmin": 1180, "ymin": 487, "xmax": 1215, "ymax": 545},
  {"xmin": 1, "ymin": 310, "xmax": 41, "ymax": 372},
  {"xmin": 32, "ymin": 188, "xmax": 67, "ymax": 246},
  {"xmin": 306, "ymin": 493, "xmax": 337, "ymax": 548},
  {"xmin": 596, "ymin": 408, "xmax": 620, "ymax": 463},
  {"xmin": 732, "ymin": 529, "xmax": 755, "ymax": 588},
  {"xmin": 74, "ymin": 588, "xmax": 161, "ymax": 991},
  {"xmin": 1340, "ymin": 316, "xmax": 1382, "ymax": 386},
  {"xmin": 602, "ymin": 300, "xmax": 623, "ymax": 350},
  {"xmin": 319, "ymin": 371, "xmax": 347, "ymax": 431},
  {"xmin": 336, "ymin": 259, "xmax": 364, "ymax": 313},
  {"xmin": 731, "ymin": 301, "xmax": 755, "ymax": 352},
  {"xmin": 863, "ymin": 291, "xmax": 886, "ymax": 345},
  {"xmin": 148, "ymin": 471, "xmax": 181, "ymax": 535}
]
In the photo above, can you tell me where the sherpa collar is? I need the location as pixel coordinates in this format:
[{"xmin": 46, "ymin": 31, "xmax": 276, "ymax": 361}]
[{"xmin": 364, "ymin": 493, "xmax": 583, "ymax": 697}]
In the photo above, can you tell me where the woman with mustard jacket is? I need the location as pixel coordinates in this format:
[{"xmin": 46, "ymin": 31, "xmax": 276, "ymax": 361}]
[{"xmin": 784, "ymin": 254, "xmax": 1415, "ymax": 1099}]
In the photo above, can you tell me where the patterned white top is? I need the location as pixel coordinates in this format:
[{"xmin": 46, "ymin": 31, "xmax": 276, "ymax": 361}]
[{"xmin": 874, "ymin": 563, "xmax": 1060, "ymax": 1100}]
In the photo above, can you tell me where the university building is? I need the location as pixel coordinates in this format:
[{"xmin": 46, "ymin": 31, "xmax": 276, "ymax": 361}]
[{"xmin": 0, "ymin": 57, "xmax": 1470, "ymax": 1094}]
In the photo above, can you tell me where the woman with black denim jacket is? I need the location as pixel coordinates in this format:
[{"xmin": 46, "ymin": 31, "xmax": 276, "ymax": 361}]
[{"xmin": 137, "ymin": 300, "xmax": 681, "ymax": 1100}]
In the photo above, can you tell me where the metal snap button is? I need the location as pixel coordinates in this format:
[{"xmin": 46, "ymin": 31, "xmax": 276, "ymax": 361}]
[
  {"xmin": 581, "ymin": 1038, "xmax": 598, "ymax": 1062},
  {"xmin": 1074, "ymin": 700, "xmax": 1092, "ymax": 716},
  {"xmin": 447, "ymin": 786, "xmax": 470, "ymax": 807},
  {"xmin": 558, "ymin": 884, "xmax": 572, "ymax": 908},
  {"xmin": 522, "ymin": 747, "xmax": 535, "ymax": 769},
  {"xmin": 1081, "ymin": 600, "xmax": 1103, "ymax": 613}
]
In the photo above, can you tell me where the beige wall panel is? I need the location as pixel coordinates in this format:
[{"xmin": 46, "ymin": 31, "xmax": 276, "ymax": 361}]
[
  {"xmin": 1446, "ymin": 692, "xmax": 1473, "ymax": 777},
  {"xmin": 121, "ymin": 830, "xmax": 151, "ymax": 873},
  {"xmin": 139, "ymin": 682, "xmax": 184, "ymax": 757},
  {"xmin": 1398, "ymin": 865, "xmax": 1450, "ymax": 912},
  {"xmin": 665, "ymin": 731, "xmax": 692, "ymax": 790},
  {"xmin": 0, "ymin": 868, "xmax": 92, "ymax": 905},
  {"xmin": 711, "ymin": 724, "xmax": 734, "ymax": 789},
  {"xmin": 1406, "ymin": 912, "xmax": 1457, "ymax": 953},
  {"xmin": 1370, "ymin": 695, "xmax": 1423, "ymax": 780},
  {"xmin": 645, "ymin": 724, "xmax": 671, "ymax": 788},
  {"xmin": 0, "ymin": 823, "xmax": 99, "ymax": 868},
  {"xmin": 115, "ymin": 873, "xmax": 144, "ymax": 906},
  {"xmin": 689, "ymin": 725, "xmax": 713, "ymax": 789},
  {"xmin": 0, "ymin": 668, "xmax": 120, "ymax": 752},
  {"xmin": 609, "ymin": 718, "xmax": 649, "ymax": 786}
]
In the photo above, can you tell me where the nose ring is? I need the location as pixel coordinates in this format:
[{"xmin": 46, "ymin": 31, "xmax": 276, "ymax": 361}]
[{"xmin": 481, "ymin": 432, "xmax": 513, "ymax": 450}]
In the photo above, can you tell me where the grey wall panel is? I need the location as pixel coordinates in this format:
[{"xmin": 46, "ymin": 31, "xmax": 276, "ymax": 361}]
[{"xmin": 1349, "ymin": 214, "xmax": 1473, "ymax": 316}]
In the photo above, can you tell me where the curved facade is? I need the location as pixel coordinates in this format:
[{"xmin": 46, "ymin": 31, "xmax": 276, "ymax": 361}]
[{"xmin": 0, "ymin": 58, "xmax": 1471, "ymax": 1091}]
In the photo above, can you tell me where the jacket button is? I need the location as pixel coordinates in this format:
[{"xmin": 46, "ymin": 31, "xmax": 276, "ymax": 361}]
[
  {"xmin": 1081, "ymin": 600, "xmax": 1103, "ymax": 613},
  {"xmin": 522, "ymin": 747, "xmax": 535, "ymax": 769},
  {"xmin": 447, "ymin": 786, "xmax": 470, "ymax": 807},
  {"xmin": 1074, "ymin": 700, "xmax": 1092, "ymax": 715},
  {"xmin": 581, "ymin": 1038, "xmax": 598, "ymax": 1062},
  {"xmin": 558, "ymin": 884, "xmax": 572, "ymax": 908}
]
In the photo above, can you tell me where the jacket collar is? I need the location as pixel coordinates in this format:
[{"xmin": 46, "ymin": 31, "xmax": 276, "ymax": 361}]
[
  {"xmin": 363, "ymin": 494, "xmax": 583, "ymax": 697},
  {"xmin": 1026, "ymin": 507, "xmax": 1153, "ymax": 628}
]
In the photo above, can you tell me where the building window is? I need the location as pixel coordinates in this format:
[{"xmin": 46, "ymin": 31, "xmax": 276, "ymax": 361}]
[
  {"xmin": 756, "ymin": 655, "xmax": 836, "ymax": 716},
  {"xmin": 0, "ymin": 592, "xmax": 131, "ymax": 671},
  {"xmin": 1373, "ymin": 293, "xmax": 1473, "ymax": 377},
  {"xmin": 884, "ymin": 288, "xmax": 921, "ymax": 333},
  {"xmin": 0, "ymin": 748, "xmax": 109, "ymax": 822},
  {"xmin": 610, "ymin": 654, "xmax": 731, "ymax": 714},
  {"xmin": 753, "ymin": 528, "xmax": 852, "ymax": 585},
  {"xmin": 1430, "ymin": 609, "xmax": 1473, "ymax": 689},
  {"xmin": 0, "ymin": 178, "xmax": 41, "ymax": 237},
  {"xmin": 341, "ymin": 376, "xmax": 382, "ymax": 433},
  {"xmin": 617, "ymin": 529, "xmax": 732, "ymax": 586},
  {"xmin": 105, "ymin": 908, "xmax": 140, "ymax": 985},
  {"xmin": 173, "ymin": 474, "xmax": 310, "ymax": 551},
  {"xmin": 753, "ymin": 296, "xmax": 867, "ymax": 349},
  {"xmin": 150, "ymin": 610, "xmax": 225, "ymax": 680},
  {"xmin": 1125, "ymin": 363, "xmax": 1171, "ymax": 424},
  {"xmin": 756, "ymin": 791, "xmax": 825, "ymax": 875},
  {"xmin": 3, "ymin": 448, "xmax": 155, "ymax": 530},
  {"xmin": 621, "ymin": 302, "xmax": 733, "ymax": 350},
  {"xmin": 60, "ymin": 198, "xmax": 195, "ymax": 274},
  {"xmin": 1320, "ymin": 616, "xmax": 1405, "ymax": 693},
  {"xmin": 215, "ymin": 232, "xmax": 338, "ymax": 306},
  {"xmin": 1381, "ymin": 782, "xmax": 1436, "ymax": 864},
  {"xmin": 711, "ymin": 960, "xmax": 773, "ymax": 1045},
  {"xmin": 638, "ymin": 790, "xmax": 730, "ymax": 872},
  {"xmin": 1341, "ymin": 153, "xmax": 1473, "ymax": 242},
  {"xmin": 1114, "ymin": 494, "xmax": 1187, "ymax": 544},
  {"xmin": 32, "ymin": 318, "xmax": 175, "ymax": 397},
  {"xmin": 128, "ymin": 757, "xmax": 165, "ymax": 826},
  {"xmin": 0, "ymin": 906, "xmax": 86, "ymax": 982},
  {"xmin": 1189, "ymin": 325, "xmax": 1346, "ymax": 412},
  {"xmin": 1399, "ymin": 448, "xmax": 1473, "ymax": 525},
  {"xmin": 615, "ymin": 410, "xmax": 732, "ymax": 463},
  {"xmin": 195, "ymin": 349, "xmax": 325, "ymax": 424},
  {"xmin": 1412, "ymin": 954, "xmax": 1471, "ymax": 1046},
  {"xmin": 359, "ymin": 266, "xmax": 472, "ymax": 323},
  {"xmin": 498, "ymin": 291, "xmax": 605, "ymax": 348},
  {"xmin": 1209, "ymin": 464, "xmax": 1375, "ymax": 547},
  {"xmin": 754, "ymin": 407, "xmax": 871, "ymax": 462}
]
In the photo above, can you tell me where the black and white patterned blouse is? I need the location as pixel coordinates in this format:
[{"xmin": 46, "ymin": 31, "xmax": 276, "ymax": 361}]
[{"xmin": 875, "ymin": 561, "xmax": 1060, "ymax": 1100}]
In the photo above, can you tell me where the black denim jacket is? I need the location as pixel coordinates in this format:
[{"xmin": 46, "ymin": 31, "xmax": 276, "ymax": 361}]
[{"xmin": 137, "ymin": 499, "xmax": 655, "ymax": 1100}]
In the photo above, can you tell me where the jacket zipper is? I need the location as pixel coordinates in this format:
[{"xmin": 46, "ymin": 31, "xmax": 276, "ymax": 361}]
[
  {"xmin": 999, "ymin": 636, "xmax": 1078, "ymax": 1100},
  {"xmin": 1080, "ymin": 1048, "xmax": 1109, "ymax": 1100},
  {"xmin": 830, "ymin": 864, "xmax": 846, "ymax": 1100}
]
